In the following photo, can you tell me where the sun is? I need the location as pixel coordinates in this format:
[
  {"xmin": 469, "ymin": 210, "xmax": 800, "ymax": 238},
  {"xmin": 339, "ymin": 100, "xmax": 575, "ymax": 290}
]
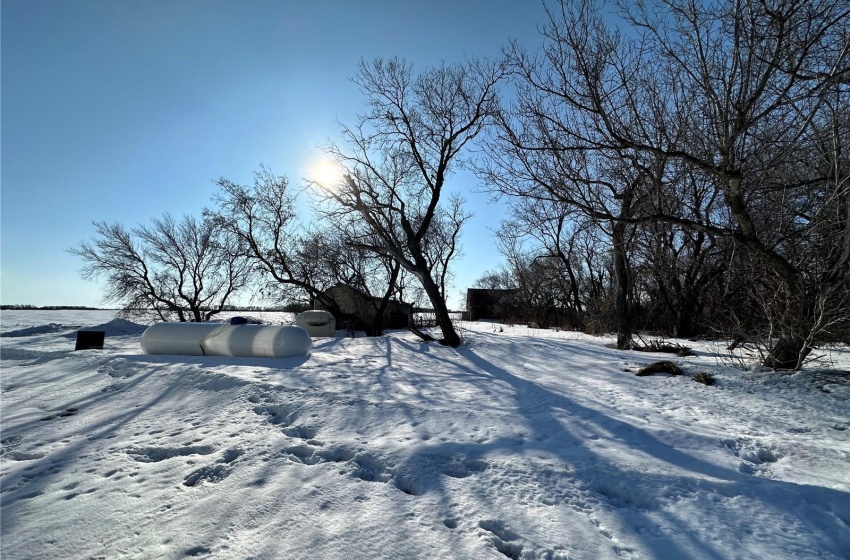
[{"xmin": 309, "ymin": 158, "xmax": 345, "ymax": 188}]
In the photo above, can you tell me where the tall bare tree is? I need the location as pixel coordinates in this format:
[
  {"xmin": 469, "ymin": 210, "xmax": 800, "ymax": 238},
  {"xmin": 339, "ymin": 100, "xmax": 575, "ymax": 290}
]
[
  {"xmin": 70, "ymin": 214, "xmax": 251, "ymax": 322},
  {"xmin": 319, "ymin": 57, "xmax": 506, "ymax": 347}
]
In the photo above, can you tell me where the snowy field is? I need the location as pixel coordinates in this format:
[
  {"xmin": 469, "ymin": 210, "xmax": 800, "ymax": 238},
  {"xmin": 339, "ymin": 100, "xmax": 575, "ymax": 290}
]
[{"xmin": 1, "ymin": 310, "xmax": 849, "ymax": 559}]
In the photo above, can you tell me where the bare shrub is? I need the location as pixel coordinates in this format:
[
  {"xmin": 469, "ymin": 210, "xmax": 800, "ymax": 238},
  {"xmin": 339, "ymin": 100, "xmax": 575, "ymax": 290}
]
[
  {"xmin": 692, "ymin": 372, "xmax": 716, "ymax": 386},
  {"xmin": 630, "ymin": 336, "xmax": 694, "ymax": 357}
]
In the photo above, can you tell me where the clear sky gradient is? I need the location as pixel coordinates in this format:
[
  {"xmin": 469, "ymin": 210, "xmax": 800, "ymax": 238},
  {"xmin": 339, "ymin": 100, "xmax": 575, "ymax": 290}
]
[{"xmin": 2, "ymin": 0, "xmax": 547, "ymax": 309}]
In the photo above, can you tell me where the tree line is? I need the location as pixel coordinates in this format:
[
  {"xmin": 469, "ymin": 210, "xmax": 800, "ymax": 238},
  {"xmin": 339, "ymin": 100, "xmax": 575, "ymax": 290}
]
[
  {"xmin": 71, "ymin": 0, "xmax": 848, "ymax": 369},
  {"xmin": 0, "ymin": 305, "xmax": 105, "ymax": 311}
]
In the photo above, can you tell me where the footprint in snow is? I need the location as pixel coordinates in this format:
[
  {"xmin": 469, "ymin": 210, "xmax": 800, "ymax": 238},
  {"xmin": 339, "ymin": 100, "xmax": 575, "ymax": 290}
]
[
  {"xmin": 350, "ymin": 453, "xmax": 392, "ymax": 483},
  {"xmin": 786, "ymin": 427, "xmax": 812, "ymax": 434},
  {"xmin": 183, "ymin": 449, "xmax": 243, "ymax": 487},
  {"xmin": 127, "ymin": 445, "xmax": 215, "ymax": 463},
  {"xmin": 253, "ymin": 404, "xmax": 297, "ymax": 427},
  {"xmin": 0, "ymin": 435, "xmax": 23, "ymax": 450},
  {"xmin": 282, "ymin": 424, "xmax": 318, "ymax": 440},
  {"xmin": 5, "ymin": 451, "xmax": 46, "ymax": 461},
  {"xmin": 478, "ymin": 520, "xmax": 524, "ymax": 559},
  {"xmin": 349, "ymin": 454, "xmax": 429, "ymax": 496},
  {"xmin": 721, "ymin": 438, "xmax": 781, "ymax": 471},
  {"xmin": 282, "ymin": 444, "xmax": 424, "ymax": 496},
  {"xmin": 183, "ymin": 464, "xmax": 230, "ymax": 487},
  {"xmin": 442, "ymin": 456, "xmax": 489, "ymax": 478},
  {"xmin": 478, "ymin": 519, "xmax": 572, "ymax": 560},
  {"xmin": 282, "ymin": 443, "xmax": 356, "ymax": 466},
  {"xmin": 40, "ymin": 408, "xmax": 80, "ymax": 421}
]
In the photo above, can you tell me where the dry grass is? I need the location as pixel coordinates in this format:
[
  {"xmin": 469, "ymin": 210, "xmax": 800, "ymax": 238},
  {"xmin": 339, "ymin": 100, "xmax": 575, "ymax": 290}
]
[
  {"xmin": 692, "ymin": 372, "xmax": 716, "ymax": 386},
  {"xmin": 636, "ymin": 361, "xmax": 684, "ymax": 376}
]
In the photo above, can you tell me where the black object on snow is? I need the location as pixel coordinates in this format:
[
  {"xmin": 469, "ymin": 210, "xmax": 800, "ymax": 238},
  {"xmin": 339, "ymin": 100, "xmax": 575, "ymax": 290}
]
[
  {"xmin": 75, "ymin": 330, "xmax": 105, "ymax": 350},
  {"xmin": 229, "ymin": 316, "xmax": 264, "ymax": 325}
]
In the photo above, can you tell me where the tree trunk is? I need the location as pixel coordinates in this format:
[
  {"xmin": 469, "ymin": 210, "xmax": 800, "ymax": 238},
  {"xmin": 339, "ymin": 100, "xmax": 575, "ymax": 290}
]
[
  {"xmin": 762, "ymin": 291, "xmax": 817, "ymax": 370},
  {"xmin": 564, "ymin": 259, "xmax": 585, "ymax": 329},
  {"xmin": 673, "ymin": 292, "xmax": 700, "ymax": 338},
  {"xmin": 612, "ymin": 221, "xmax": 632, "ymax": 350},
  {"xmin": 418, "ymin": 271, "xmax": 461, "ymax": 347},
  {"xmin": 766, "ymin": 333, "xmax": 811, "ymax": 370}
]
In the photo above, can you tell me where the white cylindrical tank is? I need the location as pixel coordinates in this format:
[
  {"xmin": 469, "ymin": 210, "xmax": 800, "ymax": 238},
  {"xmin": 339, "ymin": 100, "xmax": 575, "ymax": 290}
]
[
  {"xmin": 295, "ymin": 310, "xmax": 336, "ymax": 337},
  {"xmin": 200, "ymin": 324, "xmax": 312, "ymax": 358},
  {"xmin": 141, "ymin": 323, "xmax": 312, "ymax": 358},
  {"xmin": 140, "ymin": 322, "xmax": 222, "ymax": 356}
]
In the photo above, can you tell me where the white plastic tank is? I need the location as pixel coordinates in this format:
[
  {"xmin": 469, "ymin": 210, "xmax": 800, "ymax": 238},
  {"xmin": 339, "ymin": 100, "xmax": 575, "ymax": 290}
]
[
  {"xmin": 140, "ymin": 323, "xmax": 312, "ymax": 358},
  {"xmin": 295, "ymin": 310, "xmax": 336, "ymax": 337}
]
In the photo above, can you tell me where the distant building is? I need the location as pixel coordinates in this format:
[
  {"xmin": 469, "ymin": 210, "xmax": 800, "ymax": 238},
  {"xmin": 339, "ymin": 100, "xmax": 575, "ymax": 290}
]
[
  {"xmin": 318, "ymin": 283, "xmax": 413, "ymax": 330},
  {"xmin": 464, "ymin": 288, "xmax": 521, "ymax": 321}
]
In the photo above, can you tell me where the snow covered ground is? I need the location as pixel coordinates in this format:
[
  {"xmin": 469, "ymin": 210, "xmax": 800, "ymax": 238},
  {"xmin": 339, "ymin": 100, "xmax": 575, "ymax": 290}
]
[{"xmin": 1, "ymin": 310, "xmax": 848, "ymax": 559}]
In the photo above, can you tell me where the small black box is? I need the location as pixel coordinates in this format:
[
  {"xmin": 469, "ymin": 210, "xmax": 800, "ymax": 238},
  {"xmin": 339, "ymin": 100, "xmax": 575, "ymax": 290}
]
[{"xmin": 75, "ymin": 330, "xmax": 105, "ymax": 350}]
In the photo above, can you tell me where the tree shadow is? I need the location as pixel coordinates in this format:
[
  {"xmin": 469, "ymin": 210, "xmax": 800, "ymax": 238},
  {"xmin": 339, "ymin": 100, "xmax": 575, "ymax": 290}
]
[{"xmin": 385, "ymin": 341, "xmax": 850, "ymax": 558}]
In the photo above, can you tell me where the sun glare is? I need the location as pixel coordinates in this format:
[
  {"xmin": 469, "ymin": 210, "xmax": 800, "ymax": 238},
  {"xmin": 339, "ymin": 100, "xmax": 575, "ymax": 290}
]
[{"xmin": 310, "ymin": 158, "xmax": 345, "ymax": 188}]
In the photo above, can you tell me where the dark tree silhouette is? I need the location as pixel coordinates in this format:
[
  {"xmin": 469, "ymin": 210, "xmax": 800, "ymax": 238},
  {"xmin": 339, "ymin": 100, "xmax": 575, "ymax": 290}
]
[
  {"xmin": 320, "ymin": 57, "xmax": 506, "ymax": 347},
  {"xmin": 70, "ymin": 214, "xmax": 251, "ymax": 322}
]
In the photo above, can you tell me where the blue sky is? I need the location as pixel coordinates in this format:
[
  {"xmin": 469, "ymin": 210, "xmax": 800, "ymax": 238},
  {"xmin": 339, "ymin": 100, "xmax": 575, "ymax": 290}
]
[{"xmin": 1, "ymin": 0, "xmax": 546, "ymax": 309}]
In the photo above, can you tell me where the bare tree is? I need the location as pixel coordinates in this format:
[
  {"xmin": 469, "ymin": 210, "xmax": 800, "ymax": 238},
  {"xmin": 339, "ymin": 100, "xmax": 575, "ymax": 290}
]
[
  {"xmin": 492, "ymin": 206, "xmax": 590, "ymax": 329},
  {"xmin": 209, "ymin": 167, "xmax": 344, "ymax": 314},
  {"xmin": 319, "ymin": 57, "xmax": 506, "ymax": 347},
  {"xmin": 631, "ymin": 168, "xmax": 730, "ymax": 338},
  {"xmin": 484, "ymin": 0, "xmax": 849, "ymax": 366},
  {"xmin": 472, "ymin": 268, "xmax": 514, "ymax": 290},
  {"xmin": 482, "ymin": 103, "xmax": 662, "ymax": 347},
  {"xmin": 70, "ymin": 214, "xmax": 252, "ymax": 322},
  {"xmin": 211, "ymin": 167, "xmax": 420, "ymax": 335}
]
